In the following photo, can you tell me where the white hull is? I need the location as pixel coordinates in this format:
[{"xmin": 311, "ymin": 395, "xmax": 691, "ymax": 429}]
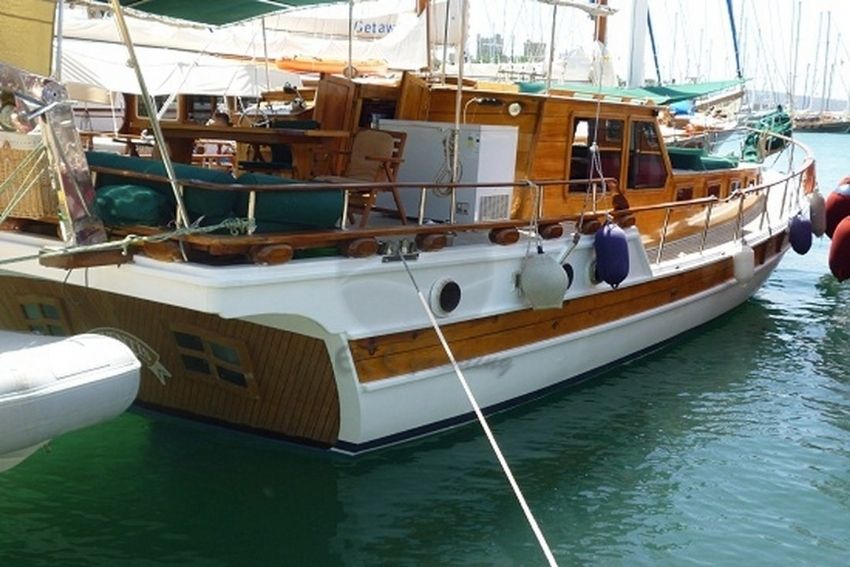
[{"xmin": 337, "ymin": 250, "xmax": 782, "ymax": 451}]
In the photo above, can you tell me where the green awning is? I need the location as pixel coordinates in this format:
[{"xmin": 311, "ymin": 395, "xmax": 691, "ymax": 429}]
[
  {"xmin": 93, "ymin": 0, "xmax": 339, "ymax": 26},
  {"xmin": 545, "ymin": 79, "xmax": 746, "ymax": 106}
]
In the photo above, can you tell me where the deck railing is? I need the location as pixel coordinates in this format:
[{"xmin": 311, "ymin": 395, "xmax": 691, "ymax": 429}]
[{"xmin": 69, "ymin": 134, "xmax": 814, "ymax": 265}]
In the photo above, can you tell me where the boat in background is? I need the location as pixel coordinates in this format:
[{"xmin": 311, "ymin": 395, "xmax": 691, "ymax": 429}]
[
  {"xmin": 0, "ymin": 1, "xmax": 820, "ymax": 454},
  {"xmin": 0, "ymin": 332, "xmax": 140, "ymax": 472},
  {"xmin": 793, "ymin": 111, "xmax": 850, "ymax": 134}
]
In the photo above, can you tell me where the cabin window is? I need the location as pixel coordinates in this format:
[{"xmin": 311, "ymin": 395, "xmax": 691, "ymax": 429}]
[
  {"xmin": 567, "ymin": 117, "xmax": 624, "ymax": 192},
  {"xmin": 185, "ymin": 95, "xmax": 224, "ymax": 125},
  {"xmin": 730, "ymin": 180, "xmax": 742, "ymax": 194},
  {"xmin": 627, "ymin": 120, "xmax": 668, "ymax": 189},
  {"xmin": 171, "ymin": 325, "xmax": 258, "ymax": 398},
  {"xmin": 359, "ymin": 99, "xmax": 397, "ymax": 129},
  {"xmin": 707, "ymin": 182, "xmax": 722, "ymax": 198},
  {"xmin": 19, "ymin": 296, "xmax": 70, "ymax": 336},
  {"xmin": 136, "ymin": 95, "xmax": 178, "ymax": 121},
  {"xmin": 675, "ymin": 186, "xmax": 694, "ymax": 201}
]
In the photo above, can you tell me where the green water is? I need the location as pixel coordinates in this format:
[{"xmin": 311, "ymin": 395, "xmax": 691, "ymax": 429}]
[{"xmin": 1, "ymin": 133, "xmax": 849, "ymax": 566}]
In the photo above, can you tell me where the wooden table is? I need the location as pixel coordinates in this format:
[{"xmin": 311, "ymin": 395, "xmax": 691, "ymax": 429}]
[{"xmin": 160, "ymin": 123, "xmax": 349, "ymax": 178}]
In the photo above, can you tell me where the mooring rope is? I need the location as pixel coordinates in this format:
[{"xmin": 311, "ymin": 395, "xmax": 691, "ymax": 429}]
[
  {"xmin": 0, "ymin": 217, "xmax": 255, "ymax": 267},
  {"xmin": 397, "ymin": 252, "xmax": 558, "ymax": 567}
]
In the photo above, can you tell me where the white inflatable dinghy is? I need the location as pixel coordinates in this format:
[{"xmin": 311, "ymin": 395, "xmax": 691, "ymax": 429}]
[{"xmin": 0, "ymin": 331, "xmax": 140, "ymax": 472}]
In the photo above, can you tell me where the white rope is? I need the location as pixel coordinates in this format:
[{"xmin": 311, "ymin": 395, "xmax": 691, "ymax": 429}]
[
  {"xmin": 0, "ymin": 217, "xmax": 255, "ymax": 267},
  {"xmin": 397, "ymin": 253, "xmax": 558, "ymax": 567}
]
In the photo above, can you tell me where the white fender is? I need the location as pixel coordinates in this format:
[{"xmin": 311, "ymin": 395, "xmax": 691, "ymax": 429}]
[
  {"xmin": 809, "ymin": 191, "xmax": 826, "ymax": 237},
  {"xmin": 732, "ymin": 243, "xmax": 755, "ymax": 284},
  {"xmin": 519, "ymin": 252, "xmax": 569, "ymax": 310}
]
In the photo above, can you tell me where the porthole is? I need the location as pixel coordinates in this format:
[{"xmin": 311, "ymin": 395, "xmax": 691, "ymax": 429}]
[
  {"xmin": 563, "ymin": 263, "xmax": 575, "ymax": 289},
  {"xmin": 588, "ymin": 259, "xmax": 601, "ymax": 285},
  {"xmin": 430, "ymin": 278, "xmax": 462, "ymax": 317}
]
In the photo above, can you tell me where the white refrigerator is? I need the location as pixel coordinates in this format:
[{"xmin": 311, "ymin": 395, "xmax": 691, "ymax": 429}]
[{"xmin": 377, "ymin": 119, "xmax": 518, "ymax": 223}]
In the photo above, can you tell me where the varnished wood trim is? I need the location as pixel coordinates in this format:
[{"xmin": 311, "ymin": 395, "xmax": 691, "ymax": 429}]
[
  {"xmin": 0, "ymin": 276, "xmax": 340, "ymax": 446},
  {"xmin": 351, "ymin": 254, "xmax": 746, "ymax": 383}
]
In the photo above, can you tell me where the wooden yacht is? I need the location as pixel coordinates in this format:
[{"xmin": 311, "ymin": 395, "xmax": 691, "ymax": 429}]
[{"xmin": 0, "ymin": 3, "xmax": 818, "ymax": 454}]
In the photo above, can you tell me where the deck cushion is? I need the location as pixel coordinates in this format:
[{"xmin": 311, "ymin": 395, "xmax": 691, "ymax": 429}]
[
  {"xmin": 235, "ymin": 172, "xmax": 342, "ymax": 233},
  {"xmin": 143, "ymin": 162, "xmax": 237, "ymax": 221},
  {"xmin": 94, "ymin": 184, "xmax": 172, "ymax": 226}
]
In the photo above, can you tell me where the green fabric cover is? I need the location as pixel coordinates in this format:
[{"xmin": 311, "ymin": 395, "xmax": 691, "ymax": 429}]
[
  {"xmin": 516, "ymin": 81, "xmax": 547, "ymax": 94},
  {"xmin": 93, "ymin": 0, "xmax": 328, "ymax": 26},
  {"xmin": 236, "ymin": 172, "xmax": 342, "ymax": 233},
  {"xmin": 94, "ymin": 184, "xmax": 172, "ymax": 226},
  {"xmin": 667, "ymin": 147, "xmax": 704, "ymax": 170},
  {"xmin": 85, "ymin": 152, "xmax": 237, "ymax": 222},
  {"xmin": 667, "ymin": 147, "xmax": 738, "ymax": 171},
  {"xmin": 549, "ymin": 79, "xmax": 745, "ymax": 105},
  {"xmin": 86, "ymin": 151, "xmax": 165, "ymax": 196},
  {"xmin": 143, "ymin": 162, "xmax": 237, "ymax": 220}
]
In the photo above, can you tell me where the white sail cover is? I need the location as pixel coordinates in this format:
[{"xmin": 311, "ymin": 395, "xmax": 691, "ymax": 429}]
[
  {"xmin": 60, "ymin": 38, "xmax": 302, "ymax": 97},
  {"xmin": 59, "ymin": 0, "xmax": 459, "ymax": 73}
]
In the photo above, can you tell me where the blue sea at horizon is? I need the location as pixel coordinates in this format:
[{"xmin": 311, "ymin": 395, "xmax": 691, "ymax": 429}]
[{"xmin": 1, "ymin": 133, "xmax": 849, "ymax": 566}]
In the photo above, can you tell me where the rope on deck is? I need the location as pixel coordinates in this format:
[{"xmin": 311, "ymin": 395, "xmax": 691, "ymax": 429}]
[{"xmin": 0, "ymin": 217, "xmax": 254, "ymax": 267}]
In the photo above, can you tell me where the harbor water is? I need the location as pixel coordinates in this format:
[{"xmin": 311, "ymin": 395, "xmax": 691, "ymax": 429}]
[{"xmin": 1, "ymin": 133, "xmax": 849, "ymax": 566}]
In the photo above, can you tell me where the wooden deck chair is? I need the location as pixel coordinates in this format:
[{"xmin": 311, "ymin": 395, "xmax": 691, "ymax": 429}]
[{"xmin": 315, "ymin": 129, "xmax": 407, "ymax": 227}]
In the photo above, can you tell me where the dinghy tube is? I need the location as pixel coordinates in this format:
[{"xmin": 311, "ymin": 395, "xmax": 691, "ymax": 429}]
[{"xmin": 0, "ymin": 332, "xmax": 140, "ymax": 472}]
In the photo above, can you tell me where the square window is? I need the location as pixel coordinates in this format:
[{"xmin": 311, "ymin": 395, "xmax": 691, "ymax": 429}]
[
  {"xmin": 22, "ymin": 304, "xmax": 41, "ymax": 320},
  {"xmin": 217, "ymin": 366, "xmax": 248, "ymax": 388},
  {"xmin": 210, "ymin": 343, "xmax": 240, "ymax": 365},
  {"xmin": 47, "ymin": 324, "xmax": 66, "ymax": 336},
  {"xmin": 182, "ymin": 355, "xmax": 211, "ymax": 375},
  {"xmin": 42, "ymin": 304, "xmax": 61, "ymax": 320},
  {"xmin": 174, "ymin": 331, "xmax": 204, "ymax": 352}
]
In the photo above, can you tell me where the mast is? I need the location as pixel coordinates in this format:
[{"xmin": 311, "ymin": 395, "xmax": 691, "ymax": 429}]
[
  {"xmin": 820, "ymin": 11, "xmax": 831, "ymax": 113},
  {"xmin": 789, "ymin": 0, "xmax": 801, "ymax": 111},
  {"xmin": 809, "ymin": 12, "xmax": 823, "ymax": 110},
  {"xmin": 725, "ymin": 0, "xmax": 743, "ymax": 79},
  {"xmin": 646, "ymin": 7, "xmax": 661, "ymax": 84},
  {"xmin": 546, "ymin": 5, "xmax": 557, "ymax": 91},
  {"xmin": 626, "ymin": 0, "xmax": 648, "ymax": 87}
]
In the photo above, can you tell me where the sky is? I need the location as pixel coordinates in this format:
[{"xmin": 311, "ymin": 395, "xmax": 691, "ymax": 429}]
[{"xmin": 467, "ymin": 0, "xmax": 850, "ymax": 103}]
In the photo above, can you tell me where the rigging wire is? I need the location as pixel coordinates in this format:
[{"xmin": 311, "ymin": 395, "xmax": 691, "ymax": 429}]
[{"xmin": 396, "ymin": 252, "xmax": 558, "ymax": 567}]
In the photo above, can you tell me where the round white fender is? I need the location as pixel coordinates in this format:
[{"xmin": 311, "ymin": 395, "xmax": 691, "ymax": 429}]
[
  {"xmin": 809, "ymin": 191, "xmax": 826, "ymax": 237},
  {"xmin": 732, "ymin": 243, "xmax": 755, "ymax": 284},
  {"xmin": 519, "ymin": 251, "xmax": 569, "ymax": 310}
]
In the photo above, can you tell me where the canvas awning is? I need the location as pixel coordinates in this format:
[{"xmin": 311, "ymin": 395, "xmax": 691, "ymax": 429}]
[
  {"xmin": 92, "ymin": 0, "xmax": 344, "ymax": 26},
  {"xmin": 549, "ymin": 79, "xmax": 746, "ymax": 106},
  {"xmin": 60, "ymin": 38, "xmax": 302, "ymax": 97}
]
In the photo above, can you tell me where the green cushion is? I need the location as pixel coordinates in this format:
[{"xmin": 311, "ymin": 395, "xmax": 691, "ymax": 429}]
[
  {"xmin": 87, "ymin": 151, "xmax": 237, "ymax": 223},
  {"xmin": 235, "ymin": 172, "xmax": 342, "ymax": 233},
  {"xmin": 86, "ymin": 151, "xmax": 158, "ymax": 190},
  {"xmin": 144, "ymin": 162, "xmax": 236, "ymax": 220},
  {"xmin": 94, "ymin": 184, "xmax": 172, "ymax": 226}
]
